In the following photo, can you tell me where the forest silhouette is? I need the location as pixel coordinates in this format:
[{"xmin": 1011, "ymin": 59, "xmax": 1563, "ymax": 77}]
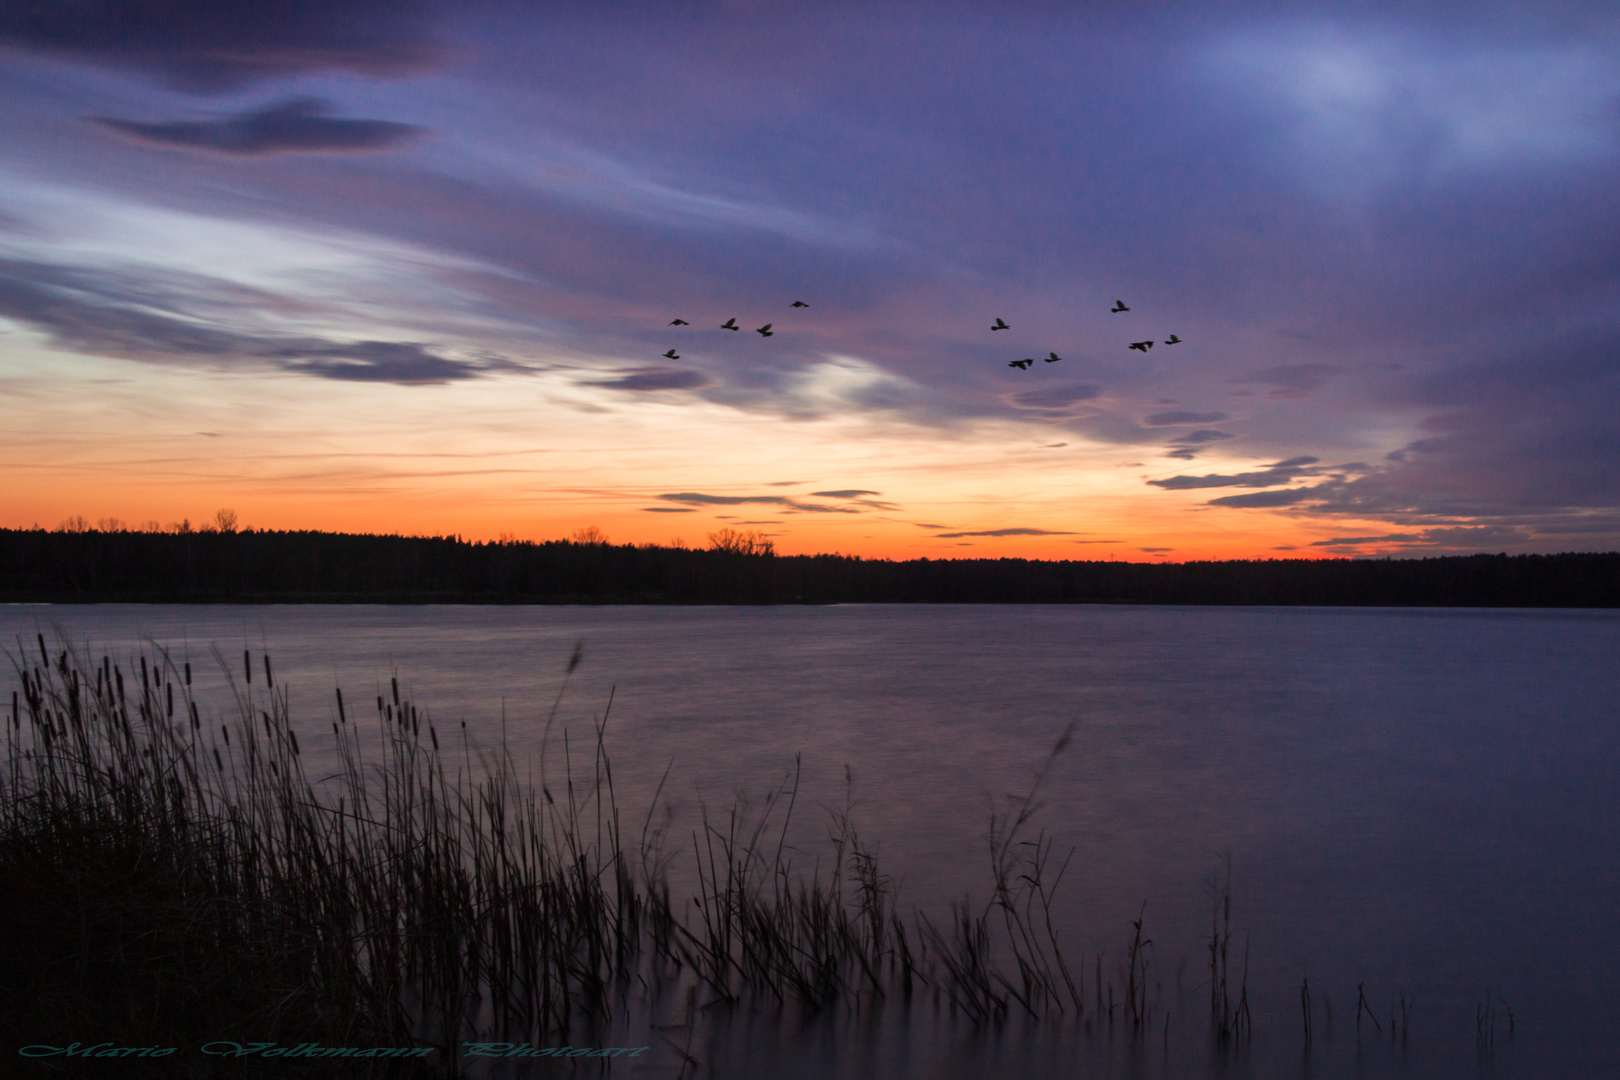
[{"xmin": 3, "ymin": 528, "xmax": 1617, "ymax": 606}]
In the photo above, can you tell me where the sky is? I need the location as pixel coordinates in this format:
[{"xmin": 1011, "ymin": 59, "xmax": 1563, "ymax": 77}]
[{"xmin": 2, "ymin": 1, "xmax": 1619, "ymax": 561}]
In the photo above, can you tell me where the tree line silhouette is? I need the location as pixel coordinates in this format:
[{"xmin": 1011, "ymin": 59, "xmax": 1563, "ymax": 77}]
[{"xmin": 2, "ymin": 528, "xmax": 1617, "ymax": 606}]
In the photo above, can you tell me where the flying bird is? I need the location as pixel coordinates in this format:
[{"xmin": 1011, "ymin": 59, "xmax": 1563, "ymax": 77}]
[
  {"xmin": 1128, "ymin": 340, "xmax": 1154, "ymax": 352},
  {"xmin": 991, "ymin": 317, "xmax": 1009, "ymax": 331},
  {"xmin": 791, "ymin": 300, "xmax": 809, "ymax": 308},
  {"xmin": 756, "ymin": 323, "xmax": 774, "ymax": 337},
  {"xmin": 1009, "ymin": 359, "xmax": 1033, "ymax": 370},
  {"xmin": 1111, "ymin": 301, "xmax": 1130, "ymax": 313},
  {"xmin": 720, "ymin": 317, "xmax": 739, "ymax": 330},
  {"xmin": 1044, "ymin": 352, "xmax": 1061, "ymax": 363},
  {"xmin": 663, "ymin": 349, "xmax": 680, "ymax": 359},
  {"xmin": 1164, "ymin": 334, "xmax": 1182, "ymax": 344},
  {"xmin": 670, "ymin": 318, "xmax": 689, "ymax": 326}
]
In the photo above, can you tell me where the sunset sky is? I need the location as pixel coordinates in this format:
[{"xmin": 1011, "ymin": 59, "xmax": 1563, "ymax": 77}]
[{"xmin": 3, "ymin": 1, "xmax": 1619, "ymax": 560}]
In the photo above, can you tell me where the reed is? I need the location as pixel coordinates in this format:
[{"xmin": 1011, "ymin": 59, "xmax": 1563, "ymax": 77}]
[
  {"xmin": 1207, "ymin": 855, "xmax": 1249, "ymax": 1047},
  {"xmin": 1356, "ymin": 981, "xmax": 1382, "ymax": 1039},
  {"xmin": 1, "ymin": 635, "xmax": 1510, "ymax": 1073},
  {"xmin": 3, "ymin": 638, "xmax": 1110, "ymax": 1073},
  {"xmin": 1476, "ymin": 989, "xmax": 1512, "ymax": 1056},
  {"xmin": 1299, "ymin": 975, "xmax": 1312, "ymax": 1046}
]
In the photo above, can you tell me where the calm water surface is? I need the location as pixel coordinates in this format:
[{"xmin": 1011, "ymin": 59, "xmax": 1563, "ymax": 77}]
[{"xmin": 4, "ymin": 603, "xmax": 1617, "ymax": 1079}]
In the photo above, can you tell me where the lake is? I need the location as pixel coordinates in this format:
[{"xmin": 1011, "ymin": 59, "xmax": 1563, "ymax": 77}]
[{"xmin": 4, "ymin": 603, "xmax": 1617, "ymax": 1079}]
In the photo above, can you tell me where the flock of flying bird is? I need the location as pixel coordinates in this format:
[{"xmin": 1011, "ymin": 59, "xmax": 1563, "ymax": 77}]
[
  {"xmin": 1001, "ymin": 301, "xmax": 1182, "ymax": 371},
  {"xmin": 660, "ymin": 301, "xmax": 809, "ymax": 360},
  {"xmin": 657, "ymin": 299, "xmax": 1181, "ymax": 370}
]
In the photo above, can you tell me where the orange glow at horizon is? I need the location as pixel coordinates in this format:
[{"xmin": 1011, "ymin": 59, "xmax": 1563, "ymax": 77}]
[{"xmin": 2, "ymin": 347, "xmax": 1415, "ymax": 563}]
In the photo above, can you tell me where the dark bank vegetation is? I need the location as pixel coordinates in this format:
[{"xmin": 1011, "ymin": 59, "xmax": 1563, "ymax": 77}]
[{"xmin": 3, "ymin": 527, "xmax": 1618, "ymax": 606}]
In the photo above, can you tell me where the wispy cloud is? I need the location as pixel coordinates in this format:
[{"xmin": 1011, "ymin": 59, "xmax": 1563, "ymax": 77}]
[
  {"xmin": 581, "ymin": 368, "xmax": 711, "ymax": 391},
  {"xmin": 1227, "ymin": 364, "xmax": 1343, "ymax": 400},
  {"xmin": 1308, "ymin": 533, "xmax": 1421, "ymax": 545},
  {"xmin": 1170, "ymin": 429, "xmax": 1236, "ymax": 446},
  {"xmin": 656, "ymin": 492, "xmax": 860, "ymax": 514},
  {"xmin": 1308, "ymin": 524, "xmax": 1532, "ymax": 549},
  {"xmin": 0, "ymin": 0, "xmax": 444, "ymax": 90},
  {"xmin": 1009, "ymin": 385, "xmax": 1101, "ymax": 409},
  {"xmin": 1148, "ymin": 456, "xmax": 1327, "ymax": 491},
  {"xmin": 92, "ymin": 98, "xmax": 423, "ymax": 156},
  {"xmin": 0, "ymin": 257, "xmax": 507, "ymax": 384},
  {"xmin": 1144, "ymin": 410, "xmax": 1230, "ymax": 426},
  {"xmin": 932, "ymin": 528, "xmax": 1076, "ymax": 538},
  {"xmin": 1207, "ymin": 487, "xmax": 1327, "ymax": 509}
]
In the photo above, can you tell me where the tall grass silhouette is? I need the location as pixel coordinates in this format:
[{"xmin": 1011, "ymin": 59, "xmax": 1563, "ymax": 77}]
[
  {"xmin": 0, "ymin": 636, "xmax": 1118, "ymax": 1074},
  {"xmin": 2, "ymin": 634, "xmax": 1475, "ymax": 1075}
]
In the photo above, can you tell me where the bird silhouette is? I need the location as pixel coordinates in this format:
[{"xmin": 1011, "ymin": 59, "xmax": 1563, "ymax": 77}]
[
  {"xmin": 1164, "ymin": 334, "xmax": 1182, "ymax": 344},
  {"xmin": 720, "ymin": 317, "xmax": 739, "ymax": 330},
  {"xmin": 991, "ymin": 317, "xmax": 1009, "ymax": 331},
  {"xmin": 791, "ymin": 300, "xmax": 809, "ymax": 308},
  {"xmin": 663, "ymin": 349, "xmax": 680, "ymax": 359},
  {"xmin": 670, "ymin": 318, "xmax": 689, "ymax": 326},
  {"xmin": 1111, "ymin": 301, "xmax": 1130, "ymax": 313},
  {"xmin": 1128, "ymin": 340, "xmax": 1154, "ymax": 352},
  {"xmin": 1044, "ymin": 351, "xmax": 1062, "ymax": 363},
  {"xmin": 756, "ymin": 323, "xmax": 774, "ymax": 337},
  {"xmin": 1009, "ymin": 359, "xmax": 1033, "ymax": 370}
]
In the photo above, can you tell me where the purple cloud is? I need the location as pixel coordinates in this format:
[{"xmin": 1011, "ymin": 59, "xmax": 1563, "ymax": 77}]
[
  {"xmin": 0, "ymin": 258, "xmax": 501, "ymax": 384},
  {"xmin": 1144, "ymin": 410, "xmax": 1230, "ymax": 426},
  {"xmin": 1148, "ymin": 457, "xmax": 1324, "ymax": 491},
  {"xmin": 932, "ymin": 528, "xmax": 1077, "ymax": 538},
  {"xmin": 1010, "ymin": 385, "xmax": 1101, "ymax": 408},
  {"xmin": 583, "ymin": 369, "xmax": 711, "ymax": 391},
  {"xmin": 1228, "ymin": 364, "xmax": 1344, "ymax": 400},
  {"xmin": 657, "ymin": 493, "xmax": 859, "ymax": 514},
  {"xmin": 1207, "ymin": 488, "xmax": 1326, "ymax": 509},
  {"xmin": 1170, "ymin": 429, "xmax": 1236, "ymax": 446},
  {"xmin": 92, "ymin": 98, "xmax": 422, "ymax": 155},
  {"xmin": 0, "ymin": 0, "xmax": 442, "ymax": 90}
]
